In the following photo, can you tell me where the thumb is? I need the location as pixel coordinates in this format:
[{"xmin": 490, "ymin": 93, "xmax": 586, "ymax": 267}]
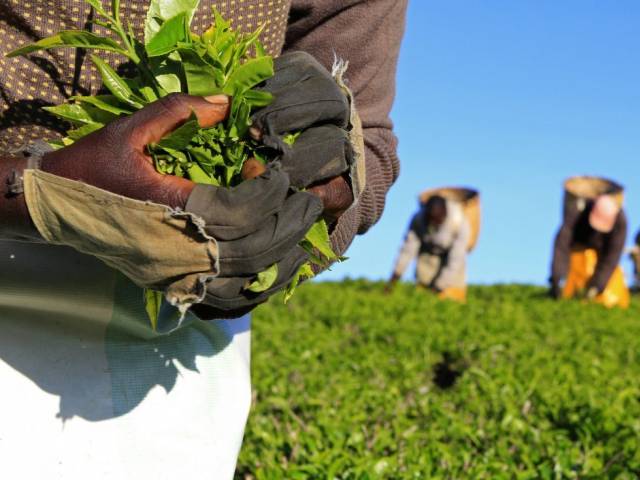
[{"xmin": 130, "ymin": 93, "xmax": 230, "ymax": 146}]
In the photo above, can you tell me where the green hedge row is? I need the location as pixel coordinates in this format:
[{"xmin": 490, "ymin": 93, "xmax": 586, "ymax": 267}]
[{"xmin": 236, "ymin": 282, "xmax": 640, "ymax": 479}]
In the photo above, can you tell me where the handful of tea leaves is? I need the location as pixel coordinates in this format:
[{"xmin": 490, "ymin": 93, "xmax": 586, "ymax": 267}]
[{"xmin": 8, "ymin": 0, "xmax": 338, "ymax": 327}]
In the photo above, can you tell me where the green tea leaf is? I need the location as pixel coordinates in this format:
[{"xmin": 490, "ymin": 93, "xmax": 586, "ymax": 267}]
[
  {"xmin": 243, "ymin": 89, "xmax": 273, "ymax": 108},
  {"xmin": 145, "ymin": 0, "xmax": 200, "ymax": 43},
  {"xmin": 179, "ymin": 48, "xmax": 223, "ymax": 96},
  {"xmin": 91, "ymin": 55, "xmax": 144, "ymax": 108},
  {"xmin": 7, "ymin": 30, "xmax": 126, "ymax": 58},
  {"xmin": 138, "ymin": 86, "xmax": 159, "ymax": 102},
  {"xmin": 146, "ymin": 12, "xmax": 189, "ymax": 57},
  {"xmin": 283, "ymin": 131, "xmax": 302, "ymax": 146},
  {"xmin": 246, "ymin": 264, "xmax": 279, "ymax": 293},
  {"xmin": 144, "ymin": 288, "xmax": 163, "ymax": 331},
  {"xmin": 155, "ymin": 73, "xmax": 182, "ymax": 93},
  {"xmin": 66, "ymin": 122, "xmax": 104, "ymax": 140},
  {"xmin": 156, "ymin": 113, "xmax": 200, "ymax": 149},
  {"xmin": 283, "ymin": 263, "xmax": 314, "ymax": 303},
  {"xmin": 188, "ymin": 144, "xmax": 223, "ymax": 165},
  {"xmin": 223, "ymin": 56, "xmax": 273, "ymax": 95},
  {"xmin": 43, "ymin": 104, "xmax": 95, "ymax": 125},
  {"xmin": 305, "ymin": 220, "xmax": 337, "ymax": 262},
  {"xmin": 71, "ymin": 95, "xmax": 133, "ymax": 115},
  {"xmin": 187, "ymin": 163, "xmax": 216, "ymax": 184}
]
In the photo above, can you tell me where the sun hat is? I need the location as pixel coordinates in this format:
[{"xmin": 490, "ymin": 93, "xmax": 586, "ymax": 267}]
[{"xmin": 589, "ymin": 195, "xmax": 620, "ymax": 233}]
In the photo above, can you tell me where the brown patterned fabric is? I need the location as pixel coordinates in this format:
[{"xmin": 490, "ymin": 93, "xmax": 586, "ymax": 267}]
[{"xmin": 0, "ymin": 0, "xmax": 291, "ymax": 149}]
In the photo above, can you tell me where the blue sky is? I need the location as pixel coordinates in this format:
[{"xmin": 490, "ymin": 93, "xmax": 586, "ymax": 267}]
[{"xmin": 323, "ymin": 0, "xmax": 640, "ymax": 285}]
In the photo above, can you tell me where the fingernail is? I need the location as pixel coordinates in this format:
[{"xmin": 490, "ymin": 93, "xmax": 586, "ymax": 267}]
[{"xmin": 204, "ymin": 94, "xmax": 229, "ymax": 104}]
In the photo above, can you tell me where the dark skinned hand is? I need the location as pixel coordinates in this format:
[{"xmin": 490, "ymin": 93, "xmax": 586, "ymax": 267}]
[{"xmin": 41, "ymin": 93, "xmax": 230, "ymax": 209}]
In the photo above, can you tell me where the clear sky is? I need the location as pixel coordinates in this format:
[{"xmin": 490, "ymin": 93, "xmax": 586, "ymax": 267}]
[{"xmin": 323, "ymin": 0, "xmax": 640, "ymax": 285}]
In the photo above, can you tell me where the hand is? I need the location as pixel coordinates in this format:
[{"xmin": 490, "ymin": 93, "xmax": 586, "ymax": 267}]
[
  {"xmin": 309, "ymin": 175, "xmax": 354, "ymax": 224},
  {"xmin": 251, "ymin": 51, "xmax": 350, "ymax": 148},
  {"xmin": 191, "ymin": 247, "xmax": 310, "ymax": 319},
  {"xmin": 585, "ymin": 286, "xmax": 600, "ymax": 301},
  {"xmin": 251, "ymin": 51, "xmax": 355, "ymax": 222},
  {"xmin": 41, "ymin": 93, "xmax": 230, "ymax": 209},
  {"xmin": 185, "ymin": 166, "xmax": 323, "ymax": 318}
]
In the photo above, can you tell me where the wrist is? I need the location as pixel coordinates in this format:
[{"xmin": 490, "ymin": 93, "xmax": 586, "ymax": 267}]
[{"xmin": 1, "ymin": 155, "xmax": 41, "ymax": 240}]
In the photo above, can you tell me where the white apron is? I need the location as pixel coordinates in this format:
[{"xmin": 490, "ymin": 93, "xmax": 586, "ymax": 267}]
[{"xmin": 0, "ymin": 240, "xmax": 252, "ymax": 479}]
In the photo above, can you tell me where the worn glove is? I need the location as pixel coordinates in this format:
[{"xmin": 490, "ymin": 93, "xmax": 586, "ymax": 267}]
[
  {"xmin": 251, "ymin": 51, "xmax": 353, "ymax": 189},
  {"xmin": 191, "ymin": 247, "xmax": 309, "ymax": 319},
  {"xmin": 185, "ymin": 166, "xmax": 322, "ymax": 317}
]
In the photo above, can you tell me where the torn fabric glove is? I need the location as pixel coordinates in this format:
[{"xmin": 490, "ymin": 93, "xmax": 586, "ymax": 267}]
[
  {"xmin": 251, "ymin": 51, "xmax": 350, "ymax": 151},
  {"xmin": 185, "ymin": 167, "xmax": 322, "ymax": 277},
  {"xmin": 252, "ymin": 51, "xmax": 365, "ymax": 201},
  {"xmin": 281, "ymin": 125, "xmax": 353, "ymax": 189},
  {"xmin": 251, "ymin": 51, "xmax": 356, "ymax": 190},
  {"xmin": 22, "ymin": 169, "xmax": 218, "ymax": 308},
  {"xmin": 190, "ymin": 246, "xmax": 310, "ymax": 319},
  {"xmin": 185, "ymin": 167, "xmax": 322, "ymax": 317}
]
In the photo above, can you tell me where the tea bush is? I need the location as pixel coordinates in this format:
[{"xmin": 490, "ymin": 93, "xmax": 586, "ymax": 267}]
[{"xmin": 237, "ymin": 282, "xmax": 640, "ymax": 479}]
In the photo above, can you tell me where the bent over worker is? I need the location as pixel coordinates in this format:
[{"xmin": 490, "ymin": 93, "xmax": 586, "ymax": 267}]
[
  {"xmin": 388, "ymin": 195, "xmax": 471, "ymax": 301},
  {"xmin": 550, "ymin": 195, "xmax": 630, "ymax": 308}
]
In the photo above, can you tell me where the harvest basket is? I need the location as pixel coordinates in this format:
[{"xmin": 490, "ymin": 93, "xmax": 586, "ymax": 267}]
[
  {"xmin": 563, "ymin": 176, "xmax": 624, "ymax": 218},
  {"xmin": 419, "ymin": 187, "xmax": 481, "ymax": 252}
]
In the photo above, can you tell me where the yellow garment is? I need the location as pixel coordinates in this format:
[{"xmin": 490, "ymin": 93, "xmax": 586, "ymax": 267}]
[
  {"xmin": 416, "ymin": 285, "xmax": 467, "ymax": 303},
  {"xmin": 562, "ymin": 248, "xmax": 630, "ymax": 309},
  {"xmin": 438, "ymin": 287, "xmax": 467, "ymax": 303}
]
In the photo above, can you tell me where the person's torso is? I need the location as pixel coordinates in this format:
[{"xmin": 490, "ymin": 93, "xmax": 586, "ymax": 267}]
[
  {"xmin": 414, "ymin": 200, "xmax": 464, "ymax": 256},
  {"xmin": 0, "ymin": 0, "xmax": 291, "ymax": 149},
  {"xmin": 571, "ymin": 207, "xmax": 613, "ymax": 253}
]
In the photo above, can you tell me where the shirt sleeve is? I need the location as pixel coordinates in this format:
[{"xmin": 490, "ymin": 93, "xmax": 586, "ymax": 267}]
[
  {"xmin": 392, "ymin": 216, "xmax": 421, "ymax": 277},
  {"xmin": 551, "ymin": 209, "xmax": 579, "ymax": 286},
  {"xmin": 590, "ymin": 211, "xmax": 627, "ymax": 292},
  {"xmin": 435, "ymin": 218, "xmax": 470, "ymax": 290},
  {"xmin": 284, "ymin": 0, "xmax": 407, "ymax": 255}
]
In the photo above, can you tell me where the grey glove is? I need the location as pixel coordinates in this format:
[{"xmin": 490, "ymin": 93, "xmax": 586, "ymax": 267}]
[
  {"xmin": 191, "ymin": 247, "xmax": 309, "ymax": 319},
  {"xmin": 252, "ymin": 51, "xmax": 353, "ymax": 188},
  {"xmin": 185, "ymin": 166, "xmax": 322, "ymax": 317}
]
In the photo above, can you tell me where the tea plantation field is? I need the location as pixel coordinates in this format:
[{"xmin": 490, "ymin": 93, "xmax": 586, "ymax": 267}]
[{"xmin": 236, "ymin": 282, "xmax": 640, "ymax": 479}]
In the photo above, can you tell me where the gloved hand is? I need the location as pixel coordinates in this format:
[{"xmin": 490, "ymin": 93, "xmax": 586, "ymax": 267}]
[
  {"xmin": 185, "ymin": 166, "xmax": 322, "ymax": 318},
  {"xmin": 251, "ymin": 51, "xmax": 355, "ymax": 223},
  {"xmin": 585, "ymin": 279, "xmax": 603, "ymax": 301},
  {"xmin": 41, "ymin": 93, "xmax": 230, "ymax": 209},
  {"xmin": 27, "ymin": 93, "xmax": 320, "ymax": 312},
  {"xmin": 191, "ymin": 247, "xmax": 310, "ymax": 319}
]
